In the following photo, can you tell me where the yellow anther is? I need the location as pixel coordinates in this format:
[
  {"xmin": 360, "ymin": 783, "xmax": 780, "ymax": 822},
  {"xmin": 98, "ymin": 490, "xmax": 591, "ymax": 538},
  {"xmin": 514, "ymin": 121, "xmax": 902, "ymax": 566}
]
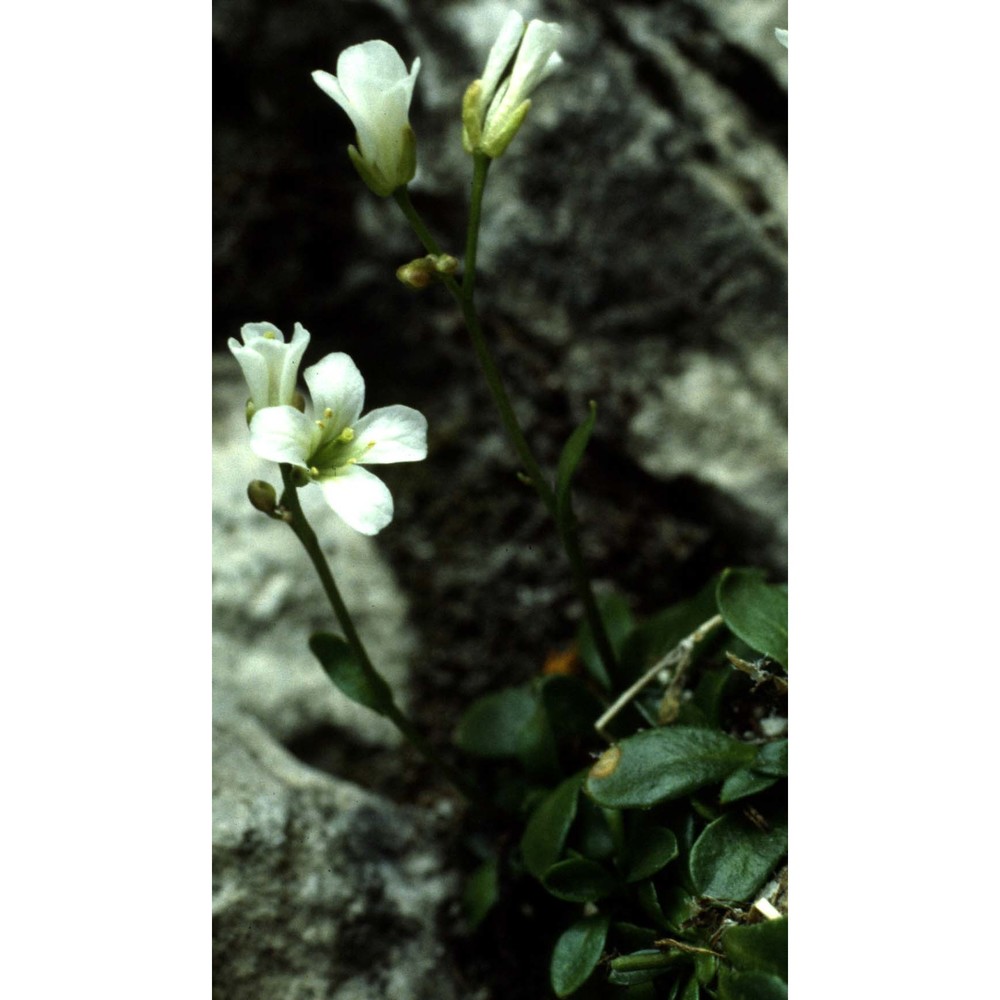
[
  {"xmin": 315, "ymin": 419, "xmax": 326, "ymax": 428},
  {"xmin": 309, "ymin": 466, "xmax": 320, "ymax": 477},
  {"xmin": 324, "ymin": 408, "xmax": 333, "ymax": 419},
  {"xmin": 338, "ymin": 427, "xmax": 355, "ymax": 443},
  {"xmin": 263, "ymin": 330, "xmax": 277, "ymax": 340},
  {"xmin": 366, "ymin": 440, "xmax": 376, "ymax": 451}
]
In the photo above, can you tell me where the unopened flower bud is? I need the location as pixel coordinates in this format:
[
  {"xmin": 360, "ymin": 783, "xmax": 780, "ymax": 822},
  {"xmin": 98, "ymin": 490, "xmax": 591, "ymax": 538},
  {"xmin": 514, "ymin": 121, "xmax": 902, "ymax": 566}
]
[
  {"xmin": 397, "ymin": 258, "xmax": 435, "ymax": 289},
  {"xmin": 396, "ymin": 254, "xmax": 459, "ymax": 289},
  {"xmin": 247, "ymin": 480, "xmax": 279, "ymax": 515},
  {"xmin": 432, "ymin": 254, "xmax": 459, "ymax": 275}
]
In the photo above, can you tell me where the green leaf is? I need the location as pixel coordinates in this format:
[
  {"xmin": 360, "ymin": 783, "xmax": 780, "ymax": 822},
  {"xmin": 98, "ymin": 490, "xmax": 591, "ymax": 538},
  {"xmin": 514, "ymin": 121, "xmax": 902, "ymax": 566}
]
[
  {"xmin": 719, "ymin": 769, "xmax": 780, "ymax": 804},
  {"xmin": 586, "ymin": 727, "xmax": 757, "ymax": 808},
  {"xmin": 517, "ymin": 696, "xmax": 561, "ymax": 781},
  {"xmin": 689, "ymin": 813, "xmax": 788, "ymax": 901},
  {"xmin": 550, "ymin": 913, "xmax": 610, "ymax": 997},
  {"xmin": 678, "ymin": 974, "xmax": 701, "ymax": 1000},
  {"xmin": 622, "ymin": 576, "xmax": 723, "ymax": 681},
  {"xmin": 624, "ymin": 826, "xmax": 679, "ymax": 882},
  {"xmin": 555, "ymin": 399, "xmax": 598, "ymax": 523},
  {"xmin": 723, "ymin": 918, "xmax": 787, "ymax": 980},
  {"xmin": 539, "ymin": 674, "xmax": 607, "ymax": 745},
  {"xmin": 613, "ymin": 922, "xmax": 659, "ymax": 952},
  {"xmin": 635, "ymin": 880, "xmax": 671, "ymax": 932},
  {"xmin": 577, "ymin": 590, "xmax": 634, "ymax": 690},
  {"xmin": 753, "ymin": 740, "xmax": 788, "ymax": 776},
  {"xmin": 716, "ymin": 569, "xmax": 788, "ymax": 669},
  {"xmin": 308, "ymin": 632, "xmax": 394, "ymax": 716},
  {"xmin": 718, "ymin": 968, "xmax": 787, "ymax": 1000},
  {"xmin": 462, "ymin": 857, "xmax": 499, "ymax": 931},
  {"xmin": 542, "ymin": 857, "xmax": 619, "ymax": 902},
  {"xmin": 521, "ymin": 772, "xmax": 583, "ymax": 879},
  {"xmin": 607, "ymin": 950, "xmax": 687, "ymax": 986},
  {"xmin": 574, "ymin": 798, "xmax": 617, "ymax": 861},
  {"xmin": 454, "ymin": 685, "xmax": 535, "ymax": 757}
]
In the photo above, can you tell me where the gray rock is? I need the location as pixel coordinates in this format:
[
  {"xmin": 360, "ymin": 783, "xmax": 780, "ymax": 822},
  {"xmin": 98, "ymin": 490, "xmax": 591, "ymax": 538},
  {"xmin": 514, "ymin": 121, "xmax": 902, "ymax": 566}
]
[{"xmin": 213, "ymin": 712, "xmax": 467, "ymax": 1000}]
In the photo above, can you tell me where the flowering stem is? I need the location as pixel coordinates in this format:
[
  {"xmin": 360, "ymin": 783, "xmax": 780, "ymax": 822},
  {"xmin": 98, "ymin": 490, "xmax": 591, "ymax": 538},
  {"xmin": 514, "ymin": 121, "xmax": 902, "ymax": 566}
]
[
  {"xmin": 393, "ymin": 160, "xmax": 619, "ymax": 682},
  {"xmin": 277, "ymin": 465, "xmax": 481, "ymax": 803}
]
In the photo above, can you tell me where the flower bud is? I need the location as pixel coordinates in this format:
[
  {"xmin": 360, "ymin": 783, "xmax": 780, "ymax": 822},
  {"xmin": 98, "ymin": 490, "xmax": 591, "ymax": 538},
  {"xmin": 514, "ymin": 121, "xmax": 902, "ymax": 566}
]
[
  {"xmin": 396, "ymin": 254, "xmax": 459, "ymax": 288},
  {"xmin": 247, "ymin": 480, "xmax": 279, "ymax": 516},
  {"xmin": 464, "ymin": 13, "xmax": 563, "ymax": 158}
]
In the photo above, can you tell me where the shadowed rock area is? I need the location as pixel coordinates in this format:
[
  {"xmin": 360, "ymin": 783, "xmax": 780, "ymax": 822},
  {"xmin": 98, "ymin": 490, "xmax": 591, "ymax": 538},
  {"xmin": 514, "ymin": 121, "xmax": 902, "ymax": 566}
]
[{"xmin": 214, "ymin": 0, "xmax": 786, "ymax": 996}]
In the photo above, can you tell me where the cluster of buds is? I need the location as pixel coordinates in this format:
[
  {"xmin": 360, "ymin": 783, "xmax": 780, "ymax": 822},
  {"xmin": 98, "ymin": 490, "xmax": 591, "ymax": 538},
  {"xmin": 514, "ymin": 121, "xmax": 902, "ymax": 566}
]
[{"xmin": 396, "ymin": 253, "xmax": 459, "ymax": 289}]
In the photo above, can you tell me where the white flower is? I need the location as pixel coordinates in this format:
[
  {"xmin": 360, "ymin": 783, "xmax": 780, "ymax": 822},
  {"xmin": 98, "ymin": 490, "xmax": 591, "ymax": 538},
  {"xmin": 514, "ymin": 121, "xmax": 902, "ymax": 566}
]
[
  {"xmin": 463, "ymin": 12, "xmax": 563, "ymax": 158},
  {"xmin": 775, "ymin": 28, "xmax": 788, "ymax": 48},
  {"xmin": 229, "ymin": 322, "xmax": 310, "ymax": 415},
  {"xmin": 312, "ymin": 41, "xmax": 421, "ymax": 196},
  {"xmin": 249, "ymin": 352, "xmax": 428, "ymax": 535}
]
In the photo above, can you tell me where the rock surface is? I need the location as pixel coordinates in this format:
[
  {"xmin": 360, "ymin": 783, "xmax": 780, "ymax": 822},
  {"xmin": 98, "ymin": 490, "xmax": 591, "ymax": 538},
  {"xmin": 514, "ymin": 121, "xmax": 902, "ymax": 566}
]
[{"xmin": 213, "ymin": 713, "xmax": 468, "ymax": 1000}]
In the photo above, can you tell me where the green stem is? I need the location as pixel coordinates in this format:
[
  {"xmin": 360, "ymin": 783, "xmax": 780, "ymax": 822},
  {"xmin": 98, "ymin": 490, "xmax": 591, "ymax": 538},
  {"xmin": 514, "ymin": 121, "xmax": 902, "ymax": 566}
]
[
  {"xmin": 278, "ymin": 466, "xmax": 480, "ymax": 803},
  {"xmin": 392, "ymin": 168, "xmax": 620, "ymax": 681}
]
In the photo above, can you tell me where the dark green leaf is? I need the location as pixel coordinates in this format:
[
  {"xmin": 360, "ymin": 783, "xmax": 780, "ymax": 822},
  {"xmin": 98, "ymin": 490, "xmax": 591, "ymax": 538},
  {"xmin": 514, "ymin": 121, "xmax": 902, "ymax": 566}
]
[
  {"xmin": 719, "ymin": 769, "xmax": 780, "ymax": 804},
  {"xmin": 679, "ymin": 974, "xmax": 701, "ymax": 1000},
  {"xmin": 622, "ymin": 576, "xmax": 724, "ymax": 681},
  {"xmin": 635, "ymin": 880, "xmax": 671, "ymax": 931},
  {"xmin": 689, "ymin": 813, "xmax": 788, "ymax": 901},
  {"xmin": 753, "ymin": 740, "xmax": 788, "ymax": 776},
  {"xmin": 542, "ymin": 857, "xmax": 619, "ymax": 902},
  {"xmin": 716, "ymin": 569, "xmax": 788, "ymax": 669},
  {"xmin": 309, "ymin": 632, "xmax": 394, "ymax": 716},
  {"xmin": 577, "ymin": 590, "xmax": 634, "ymax": 690},
  {"xmin": 723, "ymin": 918, "xmax": 787, "ymax": 980},
  {"xmin": 521, "ymin": 772, "xmax": 583, "ymax": 879},
  {"xmin": 586, "ymin": 727, "xmax": 757, "ymax": 808},
  {"xmin": 517, "ymin": 697, "xmax": 561, "ymax": 781},
  {"xmin": 624, "ymin": 826, "xmax": 679, "ymax": 882},
  {"xmin": 555, "ymin": 400, "xmax": 598, "ymax": 522},
  {"xmin": 462, "ymin": 857, "xmax": 499, "ymax": 931},
  {"xmin": 550, "ymin": 913, "xmax": 610, "ymax": 997},
  {"xmin": 607, "ymin": 950, "xmax": 686, "ymax": 986},
  {"xmin": 539, "ymin": 674, "xmax": 607, "ymax": 744},
  {"xmin": 718, "ymin": 968, "xmax": 787, "ymax": 1000},
  {"xmin": 694, "ymin": 951, "xmax": 717, "ymax": 985},
  {"xmin": 453, "ymin": 685, "xmax": 535, "ymax": 757},
  {"xmin": 692, "ymin": 667, "xmax": 732, "ymax": 728},
  {"xmin": 574, "ymin": 798, "xmax": 617, "ymax": 861},
  {"xmin": 656, "ymin": 884, "xmax": 701, "ymax": 931},
  {"xmin": 613, "ymin": 922, "xmax": 659, "ymax": 951}
]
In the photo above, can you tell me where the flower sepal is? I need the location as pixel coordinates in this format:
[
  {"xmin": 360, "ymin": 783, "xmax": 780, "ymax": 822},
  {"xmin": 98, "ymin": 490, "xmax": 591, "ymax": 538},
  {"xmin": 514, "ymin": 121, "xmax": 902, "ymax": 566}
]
[{"xmin": 347, "ymin": 123, "xmax": 417, "ymax": 197}]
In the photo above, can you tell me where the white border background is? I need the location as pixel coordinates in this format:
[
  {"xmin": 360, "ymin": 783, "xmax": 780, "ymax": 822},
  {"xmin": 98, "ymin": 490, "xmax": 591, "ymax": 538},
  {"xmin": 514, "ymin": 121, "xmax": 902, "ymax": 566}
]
[{"xmin": 4, "ymin": 0, "xmax": 999, "ymax": 994}]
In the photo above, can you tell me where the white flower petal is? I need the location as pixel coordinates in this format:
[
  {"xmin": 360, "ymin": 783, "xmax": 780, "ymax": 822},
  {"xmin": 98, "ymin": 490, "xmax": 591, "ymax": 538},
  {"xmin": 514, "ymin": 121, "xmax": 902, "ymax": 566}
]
[
  {"xmin": 480, "ymin": 11, "xmax": 525, "ymax": 109},
  {"xmin": 228, "ymin": 338, "xmax": 270, "ymax": 411},
  {"xmin": 775, "ymin": 28, "xmax": 788, "ymax": 48},
  {"xmin": 313, "ymin": 40, "xmax": 419, "ymax": 193},
  {"xmin": 318, "ymin": 465, "xmax": 394, "ymax": 535},
  {"xmin": 229, "ymin": 321, "xmax": 310, "ymax": 410},
  {"xmin": 240, "ymin": 321, "xmax": 285, "ymax": 343},
  {"xmin": 350, "ymin": 405, "xmax": 428, "ymax": 464},
  {"xmin": 303, "ymin": 353, "xmax": 365, "ymax": 435},
  {"xmin": 508, "ymin": 21, "xmax": 562, "ymax": 104},
  {"xmin": 248, "ymin": 406, "xmax": 318, "ymax": 467}
]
